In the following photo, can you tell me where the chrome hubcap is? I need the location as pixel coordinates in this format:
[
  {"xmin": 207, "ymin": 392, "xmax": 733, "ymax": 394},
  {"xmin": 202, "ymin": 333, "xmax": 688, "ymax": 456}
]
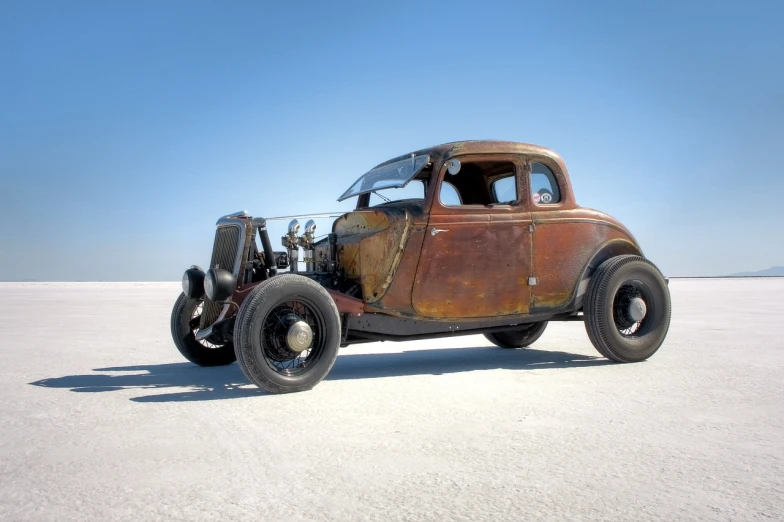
[
  {"xmin": 628, "ymin": 297, "xmax": 647, "ymax": 322},
  {"xmin": 286, "ymin": 320, "xmax": 313, "ymax": 352}
]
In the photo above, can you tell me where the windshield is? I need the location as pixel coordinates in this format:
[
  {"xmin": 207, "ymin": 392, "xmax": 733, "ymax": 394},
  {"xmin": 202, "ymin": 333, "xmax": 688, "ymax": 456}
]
[{"xmin": 338, "ymin": 154, "xmax": 430, "ymax": 201}]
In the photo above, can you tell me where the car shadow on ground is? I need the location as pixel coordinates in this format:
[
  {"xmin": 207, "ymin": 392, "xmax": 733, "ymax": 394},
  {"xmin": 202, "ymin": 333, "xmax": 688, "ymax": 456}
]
[{"xmin": 29, "ymin": 346, "xmax": 611, "ymax": 403}]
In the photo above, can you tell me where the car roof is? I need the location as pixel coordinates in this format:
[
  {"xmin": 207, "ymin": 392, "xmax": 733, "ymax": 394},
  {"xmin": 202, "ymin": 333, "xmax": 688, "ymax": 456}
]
[{"xmin": 371, "ymin": 140, "xmax": 565, "ymax": 170}]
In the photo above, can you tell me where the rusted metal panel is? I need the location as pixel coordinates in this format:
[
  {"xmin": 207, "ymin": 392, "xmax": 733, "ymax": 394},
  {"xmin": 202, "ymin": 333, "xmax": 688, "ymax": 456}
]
[
  {"xmin": 529, "ymin": 209, "xmax": 639, "ymax": 311},
  {"xmin": 333, "ymin": 210, "xmax": 390, "ymax": 236},
  {"xmin": 334, "ymin": 210, "xmax": 391, "ymax": 280},
  {"xmin": 227, "ymin": 280, "xmax": 367, "ymax": 319},
  {"xmin": 358, "ymin": 211, "xmax": 411, "ymax": 302},
  {"xmin": 326, "ymin": 288, "xmax": 365, "ymax": 315},
  {"xmin": 373, "ymin": 141, "xmax": 568, "ymax": 175},
  {"xmin": 411, "ymin": 213, "xmax": 533, "ymax": 318},
  {"xmin": 230, "ymin": 284, "xmax": 255, "ymax": 311},
  {"xmin": 369, "ymin": 226, "xmax": 427, "ymax": 316},
  {"xmin": 406, "ymin": 152, "xmax": 533, "ymax": 318},
  {"xmin": 337, "ymin": 241, "xmax": 361, "ymax": 279},
  {"xmin": 531, "ymin": 207, "xmax": 639, "ymax": 243},
  {"xmin": 333, "ymin": 208, "xmax": 415, "ymax": 304}
]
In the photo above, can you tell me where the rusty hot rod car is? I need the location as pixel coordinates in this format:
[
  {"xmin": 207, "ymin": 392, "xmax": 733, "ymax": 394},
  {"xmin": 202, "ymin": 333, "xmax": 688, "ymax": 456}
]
[{"xmin": 171, "ymin": 141, "xmax": 671, "ymax": 393}]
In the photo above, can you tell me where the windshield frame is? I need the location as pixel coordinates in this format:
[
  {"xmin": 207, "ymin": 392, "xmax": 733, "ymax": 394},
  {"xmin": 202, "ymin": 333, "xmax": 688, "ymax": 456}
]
[{"xmin": 337, "ymin": 154, "xmax": 431, "ymax": 202}]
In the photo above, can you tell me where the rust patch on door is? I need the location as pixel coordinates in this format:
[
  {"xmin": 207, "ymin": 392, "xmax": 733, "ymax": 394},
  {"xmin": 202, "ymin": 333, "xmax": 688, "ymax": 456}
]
[{"xmin": 411, "ymin": 217, "xmax": 532, "ymax": 318}]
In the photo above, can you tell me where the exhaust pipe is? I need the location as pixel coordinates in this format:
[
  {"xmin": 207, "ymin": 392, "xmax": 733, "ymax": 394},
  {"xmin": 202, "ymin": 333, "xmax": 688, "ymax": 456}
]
[
  {"xmin": 283, "ymin": 219, "xmax": 300, "ymax": 272},
  {"xmin": 301, "ymin": 220, "xmax": 317, "ymax": 272}
]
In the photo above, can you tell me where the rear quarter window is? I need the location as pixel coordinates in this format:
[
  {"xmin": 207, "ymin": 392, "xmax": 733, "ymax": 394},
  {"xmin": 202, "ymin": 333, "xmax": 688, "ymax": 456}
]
[{"xmin": 531, "ymin": 163, "xmax": 561, "ymax": 205}]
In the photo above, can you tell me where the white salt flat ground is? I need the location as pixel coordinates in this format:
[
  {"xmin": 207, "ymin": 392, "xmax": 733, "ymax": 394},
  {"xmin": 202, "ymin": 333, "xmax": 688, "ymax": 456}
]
[{"xmin": 0, "ymin": 279, "xmax": 782, "ymax": 521}]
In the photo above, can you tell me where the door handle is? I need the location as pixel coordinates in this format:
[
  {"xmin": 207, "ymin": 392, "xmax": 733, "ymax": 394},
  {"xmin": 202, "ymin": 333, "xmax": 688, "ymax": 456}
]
[{"xmin": 431, "ymin": 227, "xmax": 449, "ymax": 236}]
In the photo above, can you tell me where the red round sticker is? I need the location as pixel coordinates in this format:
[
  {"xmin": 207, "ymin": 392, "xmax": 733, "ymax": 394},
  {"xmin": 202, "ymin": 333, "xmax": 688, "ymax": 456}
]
[{"xmin": 533, "ymin": 193, "xmax": 541, "ymax": 203}]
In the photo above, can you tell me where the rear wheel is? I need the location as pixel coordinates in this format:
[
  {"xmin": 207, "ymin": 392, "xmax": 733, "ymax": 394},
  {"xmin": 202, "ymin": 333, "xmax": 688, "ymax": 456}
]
[
  {"xmin": 234, "ymin": 274, "xmax": 341, "ymax": 394},
  {"xmin": 484, "ymin": 321, "xmax": 548, "ymax": 348},
  {"xmin": 584, "ymin": 255, "xmax": 671, "ymax": 362},
  {"xmin": 170, "ymin": 293, "xmax": 236, "ymax": 366}
]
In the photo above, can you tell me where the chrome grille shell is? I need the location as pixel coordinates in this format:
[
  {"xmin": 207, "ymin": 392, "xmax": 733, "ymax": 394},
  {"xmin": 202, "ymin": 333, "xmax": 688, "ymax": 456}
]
[
  {"xmin": 199, "ymin": 213, "xmax": 252, "ymax": 330},
  {"xmin": 200, "ymin": 225, "xmax": 241, "ymax": 329}
]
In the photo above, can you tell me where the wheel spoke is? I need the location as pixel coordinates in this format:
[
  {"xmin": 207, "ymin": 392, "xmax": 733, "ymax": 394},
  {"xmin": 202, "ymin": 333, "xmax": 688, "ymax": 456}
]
[
  {"xmin": 259, "ymin": 298, "xmax": 325, "ymax": 376},
  {"xmin": 613, "ymin": 283, "xmax": 648, "ymax": 337},
  {"xmin": 189, "ymin": 300, "xmax": 224, "ymax": 349}
]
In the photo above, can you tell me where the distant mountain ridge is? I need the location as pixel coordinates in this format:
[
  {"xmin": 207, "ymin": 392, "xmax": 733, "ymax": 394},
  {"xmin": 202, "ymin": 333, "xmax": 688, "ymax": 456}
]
[{"xmin": 727, "ymin": 266, "xmax": 784, "ymax": 277}]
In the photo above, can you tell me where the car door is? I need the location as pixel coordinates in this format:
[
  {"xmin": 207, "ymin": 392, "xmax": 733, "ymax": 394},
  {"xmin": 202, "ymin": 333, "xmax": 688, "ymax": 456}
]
[{"xmin": 411, "ymin": 154, "xmax": 533, "ymax": 318}]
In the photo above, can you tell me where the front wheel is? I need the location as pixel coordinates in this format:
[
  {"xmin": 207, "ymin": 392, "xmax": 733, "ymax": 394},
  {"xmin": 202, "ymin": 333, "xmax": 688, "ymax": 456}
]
[
  {"xmin": 583, "ymin": 255, "xmax": 671, "ymax": 362},
  {"xmin": 170, "ymin": 293, "xmax": 237, "ymax": 366},
  {"xmin": 234, "ymin": 274, "xmax": 341, "ymax": 394},
  {"xmin": 484, "ymin": 321, "xmax": 548, "ymax": 348}
]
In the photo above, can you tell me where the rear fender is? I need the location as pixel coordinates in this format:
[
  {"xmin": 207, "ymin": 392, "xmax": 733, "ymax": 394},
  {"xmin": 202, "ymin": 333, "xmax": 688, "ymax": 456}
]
[{"xmin": 573, "ymin": 239, "xmax": 644, "ymax": 310}]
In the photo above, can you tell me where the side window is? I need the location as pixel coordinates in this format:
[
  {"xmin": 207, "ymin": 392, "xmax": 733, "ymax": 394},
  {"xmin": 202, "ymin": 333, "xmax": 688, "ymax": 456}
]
[
  {"xmin": 530, "ymin": 163, "xmax": 561, "ymax": 205},
  {"xmin": 440, "ymin": 160, "xmax": 517, "ymax": 206},
  {"xmin": 439, "ymin": 181, "xmax": 462, "ymax": 206},
  {"xmin": 491, "ymin": 176, "xmax": 517, "ymax": 204}
]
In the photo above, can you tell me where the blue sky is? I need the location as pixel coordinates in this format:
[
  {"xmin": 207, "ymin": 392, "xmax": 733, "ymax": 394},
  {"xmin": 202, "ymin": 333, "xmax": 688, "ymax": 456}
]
[{"xmin": 1, "ymin": 0, "xmax": 782, "ymax": 280}]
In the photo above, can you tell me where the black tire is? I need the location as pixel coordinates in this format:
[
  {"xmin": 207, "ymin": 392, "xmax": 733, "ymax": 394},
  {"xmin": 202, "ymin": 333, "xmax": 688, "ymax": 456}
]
[
  {"xmin": 170, "ymin": 293, "xmax": 237, "ymax": 366},
  {"xmin": 584, "ymin": 255, "xmax": 671, "ymax": 363},
  {"xmin": 234, "ymin": 274, "xmax": 341, "ymax": 394},
  {"xmin": 484, "ymin": 321, "xmax": 548, "ymax": 348}
]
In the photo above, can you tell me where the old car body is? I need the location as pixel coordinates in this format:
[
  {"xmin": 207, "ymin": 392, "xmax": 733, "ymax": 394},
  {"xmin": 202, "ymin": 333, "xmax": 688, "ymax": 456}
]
[{"xmin": 172, "ymin": 140, "xmax": 671, "ymax": 393}]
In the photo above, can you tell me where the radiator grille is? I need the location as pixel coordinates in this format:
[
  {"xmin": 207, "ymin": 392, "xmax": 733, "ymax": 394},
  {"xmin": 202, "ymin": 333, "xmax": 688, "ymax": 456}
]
[{"xmin": 200, "ymin": 225, "xmax": 241, "ymax": 329}]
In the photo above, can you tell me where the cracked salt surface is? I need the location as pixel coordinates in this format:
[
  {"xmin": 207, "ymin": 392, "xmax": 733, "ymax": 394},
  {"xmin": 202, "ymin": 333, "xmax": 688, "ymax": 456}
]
[{"xmin": 1, "ymin": 279, "xmax": 782, "ymax": 521}]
